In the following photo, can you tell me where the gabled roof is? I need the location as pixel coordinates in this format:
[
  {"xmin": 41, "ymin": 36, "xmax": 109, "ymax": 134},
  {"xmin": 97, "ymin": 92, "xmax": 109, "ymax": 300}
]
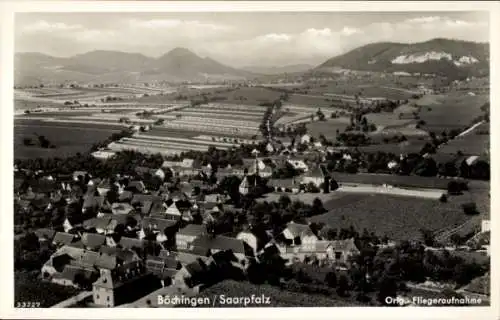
[
  {"xmin": 191, "ymin": 235, "xmax": 252, "ymax": 256},
  {"xmin": 83, "ymin": 216, "xmax": 112, "ymax": 230},
  {"xmin": 284, "ymin": 222, "xmax": 314, "ymax": 239},
  {"xmin": 174, "ymin": 250, "xmax": 209, "ymax": 265},
  {"xmin": 131, "ymin": 194, "xmax": 162, "ymax": 205},
  {"xmin": 118, "ymin": 191, "xmax": 134, "ymax": 202},
  {"xmin": 81, "ymin": 233, "xmax": 106, "ymax": 250},
  {"xmin": 184, "ymin": 259, "xmax": 208, "ymax": 278},
  {"xmin": 55, "ymin": 264, "xmax": 95, "ymax": 282},
  {"xmin": 111, "ymin": 202, "xmax": 134, "ymax": 215},
  {"xmin": 268, "ymin": 178, "xmax": 299, "ymax": 189},
  {"xmin": 141, "ymin": 217, "xmax": 177, "ymax": 232},
  {"xmin": 328, "ymin": 238, "xmax": 359, "ymax": 252},
  {"xmin": 83, "ymin": 195, "xmax": 105, "ymax": 209},
  {"xmin": 306, "ymin": 165, "xmax": 326, "ymax": 178},
  {"xmin": 53, "ymin": 232, "xmax": 76, "ymax": 245},
  {"xmin": 119, "ymin": 237, "xmax": 145, "ymax": 250},
  {"xmin": 34, "ymin": 228, "xmax": 56, "ymax": 241},
  {"xmin": 178, "ymin": 224, "xmax": 208, "ymax": 237}
]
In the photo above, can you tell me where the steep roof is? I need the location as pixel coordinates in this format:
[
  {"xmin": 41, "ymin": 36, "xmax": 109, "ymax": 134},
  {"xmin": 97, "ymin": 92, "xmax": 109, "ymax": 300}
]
[
  {"xmin": 328, "ymin": 238, "xmax": 359, "ymax": 252},
  {"xmin": 81, "ymin": 233, "xmax": 106, "ymax": 250},
  {"xmin": 141, "ymin": 217, "xmax": 177, "ymax": 232},
  {"xmin": 53, "ymin": 232, "xmax": 76, "ymax": 246},
  {"xmin": 119, "ymin": 237, "xmax": 145, "ymax": 250},
  {"xmin": 178, "ymin": 224, "xmax": 208, "ymax": 237},
  {"xmin": 191, "ymin": 235, "xmax": 252, "ymax": 256},
  {"xmin": 34, "ymin": 228, "xmax": 56, "ymax": 241},
  {"xmin": 284, "ymin": 222, "xmax": 314, "ymax": 239},
  {"xmin": 83, "ymin": 216, "xmax": 112, "ymax": 230}
]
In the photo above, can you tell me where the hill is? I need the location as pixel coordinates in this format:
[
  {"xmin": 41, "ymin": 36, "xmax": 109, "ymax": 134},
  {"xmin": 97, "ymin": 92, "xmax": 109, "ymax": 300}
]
[
  {"xmin": 316, "ymin": 38, "xmax": 489, "ymax": 79},
  {"xmin": 14, "ymin": 48, "xmax": 257, "ymax": 85}
]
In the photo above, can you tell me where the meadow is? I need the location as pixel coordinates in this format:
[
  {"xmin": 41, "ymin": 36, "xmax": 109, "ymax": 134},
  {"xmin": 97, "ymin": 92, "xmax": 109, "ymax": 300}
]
[
  {"xmin": 308, "ymin": 193, "xmax": 473, "ymax": 241},
  {"xmin": 306, "ymin": 118, "xmax": 350, "ymax": 141},
  {"xmin": 14, "ymin": 120, "xmax": 121, "ymax": 159},
  {"xmin": 417, "ymin": 93, "xmax": 489, "ymax": 132}
]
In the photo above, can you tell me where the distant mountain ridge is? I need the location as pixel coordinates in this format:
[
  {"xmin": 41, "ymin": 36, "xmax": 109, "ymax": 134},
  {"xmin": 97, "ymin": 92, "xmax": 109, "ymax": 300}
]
[
  {"xmin": 316, "ymin": 38, "xmax": 489, "ymax": 79},
  {"xmin": 15, "ymin": 48, "xmax": 257, "ymax": 85}
]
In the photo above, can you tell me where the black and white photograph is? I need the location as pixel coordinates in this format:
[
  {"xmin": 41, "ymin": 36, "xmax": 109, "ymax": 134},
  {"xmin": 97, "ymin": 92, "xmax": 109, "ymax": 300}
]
[{"xmin": 0, "ymin": 1, "xmax": 497, "ymax": 319}]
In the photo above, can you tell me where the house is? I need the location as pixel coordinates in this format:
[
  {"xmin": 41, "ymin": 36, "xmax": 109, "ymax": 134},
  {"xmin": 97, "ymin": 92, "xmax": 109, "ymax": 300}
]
[
  {"xmin": 111, "ymin": 203, "xmax": 135, "ymax": 215},
  {"xmin": 190, "ymin": 235, "xmax": 254, "ymax": 264},
  {"xmin": 287, "ymin": 159, "xmax": 309, "ymax": 172},
  {"xmin": 236, "ymin": 228, "xmax": 271, "ymax": 255},
  {"xmin": 482, "ymin": 220, "xmax": 490, "ymax": 233},
  {"xmin": 301, "ymin": 134, "xmax": 312, "ymax": 144},
  {"xmin": 118, "ymin": 191, "xmax": 134, "ymax": 202},
  {"xmin": 119, "ymin": 237, "xmax": 145, "ymax": 250},
  {"xmin": 53, "ymin": 232, "xmax": 77, "ymax": 247},
  {"xmin": 126, "ymin": 181, "xmax": 146, "ymax": 193},
  {"xmin": 140, "ymin": 216, "xmax": 177, "ymax": 243},
  {"xmin": 281, "ymin": 222, "xmax": 318, "ymax": 250},
  {"xmin": 174, "ymin": 258, "xmax": 209, "ymax": 288},
  {"xmin": 238, "ymin": 175, "xmax": 256, "ymax": 195},
  {"xmin": 82, "ymin": 195, "xmax": 105, "ymax": 213},
  {"xmin": 51, "ymin": 264, "xmax": 96, "ymax": 288},
  {"xmin": 34, "ymin": 228, "xmax": 56, "ymax": 243},
  {"xmin": 165, "ymin": 202, "xmax": 184, "ymax": 220},
  {"xmin": 145, "ymin": 255, "xmax": 181, "ymax": 283},
  {"xmin": 97, "ymin": 179, "xmax": 112, "ymax": 196},
  {"xmin": 176, "ymin": 224, "xmax": 208, "ymax": 250},
  {"xmin": 92, "ymin": 263, "xmax": 159, "ymax": 307},
  {"xmin": 81, "ymin": 233, "xmax": 107, "ymax": 251},
  {"xmin": 268, "ymin": 178, "xmax": 300, "ymax": 193},
  {"xmin": 301, "ymin": 165, "xmax": 327, "ymax": 187},
  {"xmin": 326, "ymin": 238, "xmax": 360, "ymax": 264}
]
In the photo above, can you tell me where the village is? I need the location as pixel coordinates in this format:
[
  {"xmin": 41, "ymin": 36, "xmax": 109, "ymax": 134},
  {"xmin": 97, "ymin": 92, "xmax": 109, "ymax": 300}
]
[{"xmin": 14, "ymin": 128, "xmax": 490, "ymax": 307}]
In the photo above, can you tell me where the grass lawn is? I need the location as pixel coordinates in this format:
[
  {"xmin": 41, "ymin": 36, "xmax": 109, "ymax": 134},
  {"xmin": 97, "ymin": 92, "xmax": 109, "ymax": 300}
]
[
  {"xmin": 15, "ymin": 271, "xmax": 81, "ymax": 308},
  {"xmin": 197, "ymin": 280, "xmax": 363, "ymax": 307},
  {"xmin": 14, "ymin": 120, "xmax": 121, "ymax": 159},
  {"xmin": 308, "ymin": 193, "xmax": 476, "ymax": 241}
]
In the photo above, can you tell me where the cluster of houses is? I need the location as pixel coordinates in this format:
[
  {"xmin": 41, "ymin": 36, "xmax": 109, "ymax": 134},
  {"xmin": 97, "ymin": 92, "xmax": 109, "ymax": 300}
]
[{"xmin": 15, "ymin": 154, "xmax": 362, "ymax": 307}]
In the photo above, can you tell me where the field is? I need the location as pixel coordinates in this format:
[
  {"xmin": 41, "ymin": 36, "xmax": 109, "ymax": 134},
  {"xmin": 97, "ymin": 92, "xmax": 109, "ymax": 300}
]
[
  {"xmin": 306, "ymin": 118, "xmax": 350, "ymax": 141},
  {"xmin": 416, "ymin": 93, "xmax": 489, "ymax": 132},
  {"xmin": 308, "ymin": 193, "xmax": 474, "ymax": 241},
  {"xmin": 14, "ymin": 120, "xmax": 122, "ymax": 159},
  {"xmin": 438, "ymin": 122, "xmax": 489, "ymax": 156},
  {"xmin": 355, "ymin": 140, "xmax": 428, "ymax": 154},
  {"xmin": 256, "ymin": 192, "xmax": 360, "ymax": 209},
  {"xmin": 198, "ymin": 280, "xmax": 361, "ymax": 307},
  {"xmin": 330, "ymin": 172, "xmax": 459, "ymax": 189},
  {"xmin": 307, "ymin": 83, "xmax": 416, "ymax": 100},
  {"xmin": 15, "ymin": 271, "xmax": 81, "ymax": 308}
]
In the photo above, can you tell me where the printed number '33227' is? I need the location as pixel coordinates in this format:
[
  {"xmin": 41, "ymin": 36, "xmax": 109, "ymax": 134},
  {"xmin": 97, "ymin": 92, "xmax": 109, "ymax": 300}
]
[{"xmin": 16, "ymin": 302, "xmax": 41, "ymax": 308}]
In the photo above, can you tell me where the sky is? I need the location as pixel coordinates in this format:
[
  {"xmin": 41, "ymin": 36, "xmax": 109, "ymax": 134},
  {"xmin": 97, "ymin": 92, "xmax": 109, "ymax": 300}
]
[{"xmin": 14, "ymin": 11, "xmax": 489, "ymax": 67}]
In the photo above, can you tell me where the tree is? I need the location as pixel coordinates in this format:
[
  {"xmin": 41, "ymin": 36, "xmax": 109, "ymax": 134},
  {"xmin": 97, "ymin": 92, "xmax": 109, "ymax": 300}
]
[
  {"xmin": 447, "ymin": 181, "xmax": 462, "ymax": 195},
  {"xmin": 325, "ymin": 272, "xmax": 337, "ymax": 287},
  {"xmin": 336, "ymin": 274, "xmax": 350, "ymax": 297},
  {"xmin": 377, "ymin": 275, "xmax": 399, "ymax": 306},
  {"xmin": 23, "ymin": 138, "xmax": 33, "ymax": 146},
  {"xmin": 311, "ymin": 198, "xmax": 325, "ymax": 216},
  {"xmin": 462, "ymin": 202, "xmax": 479, "ymax": 215},
  {"xmin": 278, "ymin": 195, "xmax": 291, "ymax": 209}
]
